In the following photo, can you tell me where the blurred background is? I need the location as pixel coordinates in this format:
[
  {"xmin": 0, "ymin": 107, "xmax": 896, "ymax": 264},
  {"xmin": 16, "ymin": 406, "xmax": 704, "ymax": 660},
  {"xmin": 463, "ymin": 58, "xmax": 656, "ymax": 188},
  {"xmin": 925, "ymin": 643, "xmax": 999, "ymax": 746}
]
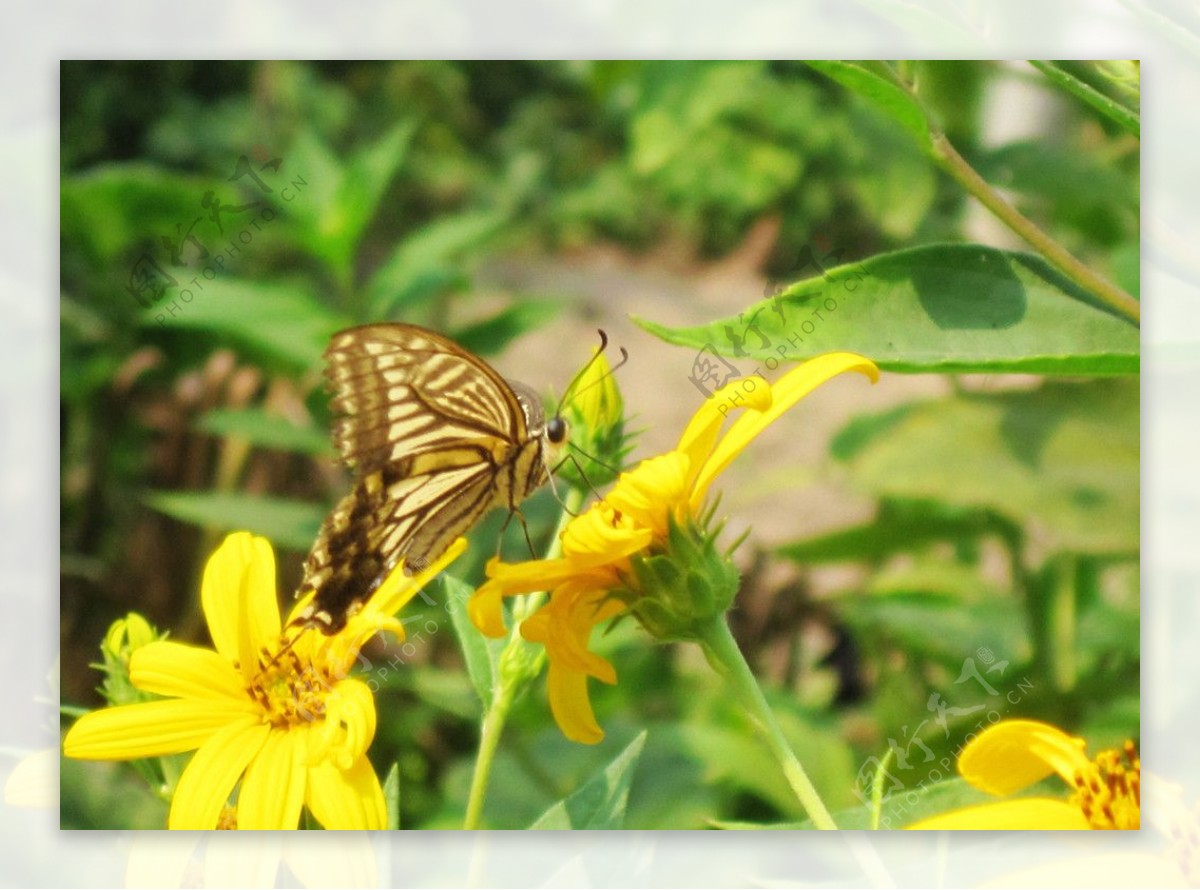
[{"xmin": 59, "ymin": 60, "xmax": 1138, "ymax": 828}]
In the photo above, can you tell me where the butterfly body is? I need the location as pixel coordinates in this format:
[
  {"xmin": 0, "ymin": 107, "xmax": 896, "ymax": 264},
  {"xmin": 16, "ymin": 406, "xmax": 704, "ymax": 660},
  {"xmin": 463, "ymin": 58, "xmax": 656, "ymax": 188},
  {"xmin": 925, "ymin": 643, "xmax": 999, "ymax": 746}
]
[{"xmin": 297, "ymin": 323, "xmax": 563, "ymax": 633}]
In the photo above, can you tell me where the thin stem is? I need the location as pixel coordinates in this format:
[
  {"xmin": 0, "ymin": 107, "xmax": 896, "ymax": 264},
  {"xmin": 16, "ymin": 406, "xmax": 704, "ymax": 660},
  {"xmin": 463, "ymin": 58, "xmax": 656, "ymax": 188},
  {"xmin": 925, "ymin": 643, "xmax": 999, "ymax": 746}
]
[
  {"xmin": 462, "ymin": 488, "xmax": 585, "ymax": 830},
  {"xmin": 1029, "ymin": 61, "xmax": 1140, "ymax": 138},
  {"xmin": 463, "ymin": 682, "xmax": 515, "ymax": 830},
  {"xmin": 930, "ymin": 132, "xmax": 1141, "ymax": 326},
  {"xmin": 697, "ymin": 615, "xmax": 838, "ymax": 830}
]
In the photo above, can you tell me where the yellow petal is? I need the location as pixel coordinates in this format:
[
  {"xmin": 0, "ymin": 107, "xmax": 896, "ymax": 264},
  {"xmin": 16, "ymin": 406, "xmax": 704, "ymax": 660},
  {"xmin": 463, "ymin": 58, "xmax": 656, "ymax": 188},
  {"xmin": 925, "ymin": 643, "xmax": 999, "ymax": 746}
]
[
  {"xmin": 904, "ymin": 797, "xmax": 1091, "ymax": 830},
  {"xmin": 546, "ymin": 661, "xmax": 606, "ymax": 745},
  {"xmin": 468, "ymin": 577, "xmax": 510, "ymax": 638},
  {"xmin": 603, "ymin": 453, "xmax": 692, "ymax": 538},
  {"xmin": 304, "ymin": 755, "xmax": 387, "ymax": 830},
  {"xmin": 958, "ymin": 719, "xmax": 1091, "ymax": 796},
  {"xmin": 129, "ymin": 641, "xmax": 249, "ymax": 703},
  {"xmin": 201, "ymin": 533, "xmax": 280, "ymax": 665},
  {"xmin": 366, "ymin": 536, "xmax": 468, "ymax": 618},
  {"xmin": 168, "ymin": 719, "xmax": 271, "ymax": 829},
  {"xmin": 237, "ymin": 536, "xmax": 282, "ymax": 686},
  {"xmin": 64, "ymin": 699, "xmax": 258, "ymax": 760},
  {"xmin": 676, "ymin": 376, "xmax": 772, "ymax": 480},
  {"xmin": 310, "ymin": 679, "xmax": 377, "ymax": 768},
  {"xmin": 469, "ymin": 557, "xmax": 597, "ymax": 638},
  {"xmin": 521, "ymin": 586, "xmax": 620, "ymax": 683},
  {"xmin": 236, "ymin": 726, "xmax": 308, "ymax": 830},
  {"xmin": 561, "ymin": 503, "xmax": 655, "ymax": 565},
  {"xmin": 691, "ymin": 353, "xmax": 878, "ymax": 509}
]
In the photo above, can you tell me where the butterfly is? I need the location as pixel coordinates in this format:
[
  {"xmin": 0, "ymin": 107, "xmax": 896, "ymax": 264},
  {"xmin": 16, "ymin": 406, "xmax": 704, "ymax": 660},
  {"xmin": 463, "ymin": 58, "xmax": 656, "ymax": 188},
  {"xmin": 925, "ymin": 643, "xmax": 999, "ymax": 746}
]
[{"xmin": 293, "ymin": 322, "xmax": 571, "ymax": 634}]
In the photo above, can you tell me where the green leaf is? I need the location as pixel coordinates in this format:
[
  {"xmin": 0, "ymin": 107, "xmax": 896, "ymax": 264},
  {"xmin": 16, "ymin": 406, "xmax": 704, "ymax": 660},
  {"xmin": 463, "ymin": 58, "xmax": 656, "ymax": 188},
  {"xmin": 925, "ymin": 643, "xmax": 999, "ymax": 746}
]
[
  {"xmin": 840, "ymin": 591, "xmax": 1031, "ymax": 668},
  {"xmin": 442, "ymin": 575, "xmax": 499, "ymax": 709},
  {"xmin": 196, "ymin": 408, "xmax": 334, "ymax": 457},
  {"xmin": 449, "ymin": 300, "xmax": 564, "ymax": 357},
  {"xmin": 280, "ymin": 123, "xmax": 417, "ymax": 278},
  {"xmin": 529, "ymin": 731, "xmax": 647, "ymax": 829},
  {"xmin": 143, "ymin": 277, "xmax": 348, "ymax": 371},
  {"xmin": 145, "ymin": 491, "xmax": 325, "ymax": 551},
  {"xmin": 366, "ymin": 210, "xmax": 508, "ymax": 318},
  {"xmin": 61, "ymin": 164, "xmax": 231, "ymax": 264},
  {"xmin": 778, "ymin": 500, "xmax": 1005, "ymax": 565},
  {"xmin": 806, "ymin": 61, "xmax": 932, "ymax": 148},
  {"xmin": 803, "ymin": 778, "xmax": 995, "ymax": 830},
  {"xmin": 1030, "ymin": 61, "xmax": 1139, "ymax": 138},
  {"xmin": 838, "ymin": 379, "xmax": 1139, "ymax": 553},
  {"xmin": 383, "ymin": 762, "xmax": 401, "ymax": 830},
  {"xmin": 635, "ymin": 243, "xmax": 1139, "ymax": 375}
]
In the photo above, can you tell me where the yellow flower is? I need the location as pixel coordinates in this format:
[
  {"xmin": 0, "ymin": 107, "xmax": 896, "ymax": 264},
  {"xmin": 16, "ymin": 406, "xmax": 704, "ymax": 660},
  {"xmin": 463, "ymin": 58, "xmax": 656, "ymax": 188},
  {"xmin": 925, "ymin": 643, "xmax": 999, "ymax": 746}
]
[
  {"xmin": 470, "ymin": 354, "xmax": 879, "ymax": 744},
  {"xmin": 906, "ymin": 719, "xmax": 1140, "ymax": 829},
  {"xmin": 63, "ymin": 531, "xmax": 464, "ymax": 829}
]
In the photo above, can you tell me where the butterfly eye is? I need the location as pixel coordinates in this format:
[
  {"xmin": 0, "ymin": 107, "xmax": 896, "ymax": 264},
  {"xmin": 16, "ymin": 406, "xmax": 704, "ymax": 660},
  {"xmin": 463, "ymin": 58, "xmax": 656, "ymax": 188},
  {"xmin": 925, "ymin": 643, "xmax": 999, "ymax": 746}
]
[{"xmin": 547, "ymin": 416, "xmax": 568, "ymax": 444}]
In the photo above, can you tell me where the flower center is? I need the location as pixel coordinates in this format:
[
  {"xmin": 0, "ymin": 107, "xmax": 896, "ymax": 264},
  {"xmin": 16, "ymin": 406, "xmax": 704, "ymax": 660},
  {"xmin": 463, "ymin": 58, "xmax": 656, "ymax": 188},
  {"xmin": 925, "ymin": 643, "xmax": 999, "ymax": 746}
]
[
  {"xmin": 248, "ymin": 649, "xmax": 333, "ymax": 729},
  {"xmin": 1072, "ymin": 740, "xmax": 1140, "ymax": 829}
]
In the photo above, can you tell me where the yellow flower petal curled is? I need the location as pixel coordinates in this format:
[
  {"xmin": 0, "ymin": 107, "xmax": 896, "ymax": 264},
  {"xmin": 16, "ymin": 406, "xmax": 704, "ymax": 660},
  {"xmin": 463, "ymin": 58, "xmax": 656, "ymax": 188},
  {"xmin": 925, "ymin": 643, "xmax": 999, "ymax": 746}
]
[
  {"xmin": 470, "ymin": 354, "xmax": 878, "ymax": 742},
  {"xmin": 64, "ymin": 531, "xmax": 464, "ymax": 829},
  {"xmin": 957, "ymin": 718, "xmax": 1090, "ymax": 797},
  {"xmin": 691, "ymin": 353, "xmax": 879, "ymax": 509},
  {"xmin": 905, "ymin": 719, "xmax": 1139, "ymax": 830}
]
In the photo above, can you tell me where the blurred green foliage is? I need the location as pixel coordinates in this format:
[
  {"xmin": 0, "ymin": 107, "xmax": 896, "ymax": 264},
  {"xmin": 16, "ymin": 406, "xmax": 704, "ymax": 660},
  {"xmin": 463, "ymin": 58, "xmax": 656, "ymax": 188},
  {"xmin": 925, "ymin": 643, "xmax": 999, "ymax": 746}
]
[{"xmin": 60, "ymin": 60, "xmax": 1138, "ymax": 829}]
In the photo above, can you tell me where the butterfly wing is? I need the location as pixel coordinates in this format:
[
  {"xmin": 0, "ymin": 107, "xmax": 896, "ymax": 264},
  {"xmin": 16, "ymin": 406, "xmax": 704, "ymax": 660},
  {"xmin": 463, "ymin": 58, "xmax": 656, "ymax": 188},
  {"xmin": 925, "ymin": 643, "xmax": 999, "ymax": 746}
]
[{"xmin": 298, "ymin": 323, "xmax": 534, "ymax": 632}]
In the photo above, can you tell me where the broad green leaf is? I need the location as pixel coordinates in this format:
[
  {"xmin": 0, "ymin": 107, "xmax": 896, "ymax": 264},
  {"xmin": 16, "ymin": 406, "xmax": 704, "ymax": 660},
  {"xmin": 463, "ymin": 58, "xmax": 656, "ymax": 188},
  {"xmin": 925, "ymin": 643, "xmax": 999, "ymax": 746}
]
[
  {"xmin": 366, "ymin": 210, "xmax": 508, "ymax": 318},
  {"xmin": 143, "ymin": 277, "xmax": 348, "ymax": 371},
  {"xmin": 383, "ymin": 762, "xmax": 401, "ymax": 830},
  {"xmin": 442, "ymin": 575, "xmax": 499, "ymax": 709},
  {"xmin": 839, "ymin": 591, "xmax": 1032, "ymax": 667},
  {"xmin": 529, "ymin": 731, "xmax": 647, "ymax": 829},
  {"xmin": 449, "ymin": 300, "xmax": 564, "ymax": 357},
  {"xmin": 61, "ymin": 164, "xmax": 231, "ymax": 264},
  {"xmin": 635, "ymin": 244, "xmax": 1139, "ymax": 375},
  {"xmin": 336, "ymin": 119, "xmax": 418, "ymax": 257},
  {"xmin": 806, "ymin": 61, "xmax": 931, "ymax": 148},
  {"xmin": 145, "ymin": 491, "xmax": 325, "ymax": 551},
  {"xmin": 838, "ymin": 379, "xmax": 1138, "ymax": 553},
  {"xmin": 281, "ymin": 122, "xmax": 415, "ymax": 278},
  {"xmin": 779, "ymin": 500, "xmax": 1006, "ymax": 565},
  {"xmin": 196, "ymin": 408, "xmax": 333, "ymax": 456}
]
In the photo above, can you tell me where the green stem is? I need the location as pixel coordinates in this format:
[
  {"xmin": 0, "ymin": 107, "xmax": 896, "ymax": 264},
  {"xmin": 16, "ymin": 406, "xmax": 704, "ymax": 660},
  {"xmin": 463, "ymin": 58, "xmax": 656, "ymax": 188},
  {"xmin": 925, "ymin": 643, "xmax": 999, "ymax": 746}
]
[
  {"xmin": 929, "ymin": 131, "xmax": 1140, "ymax": 326},
  {"xmin": 462, "ymin": 488, "xmax": 584, "ymax": 830},
  {"xmin": 1049, "ymin": 554, "xmax": 1078, "ymax": 694},
  {"xmin": 697, "ymin": 615, "xmax": 838, "ymax": 830},
  {"xmin": 1029, "ymin": 61, "xmax": 1140, "ymax": 138},
  {"xmin": 463, "ymin": 681, "xmax": 516, "ymax": 830}
]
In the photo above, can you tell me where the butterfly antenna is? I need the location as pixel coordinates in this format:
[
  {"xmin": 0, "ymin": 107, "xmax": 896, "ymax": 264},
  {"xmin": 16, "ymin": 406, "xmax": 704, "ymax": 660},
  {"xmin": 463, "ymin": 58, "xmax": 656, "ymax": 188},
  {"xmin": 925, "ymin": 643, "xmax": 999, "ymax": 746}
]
[{"xmin": 554, "ymin": 330, "xmax": 629, "ymax": 418}]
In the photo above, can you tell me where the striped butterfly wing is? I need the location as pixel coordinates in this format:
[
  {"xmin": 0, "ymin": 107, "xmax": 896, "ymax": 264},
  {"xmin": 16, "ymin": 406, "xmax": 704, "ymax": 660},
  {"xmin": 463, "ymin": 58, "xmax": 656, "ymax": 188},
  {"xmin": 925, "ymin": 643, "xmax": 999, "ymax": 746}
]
[{"xmin": 297, "ymin": 323, "xmax": 549, "ymax": 633}]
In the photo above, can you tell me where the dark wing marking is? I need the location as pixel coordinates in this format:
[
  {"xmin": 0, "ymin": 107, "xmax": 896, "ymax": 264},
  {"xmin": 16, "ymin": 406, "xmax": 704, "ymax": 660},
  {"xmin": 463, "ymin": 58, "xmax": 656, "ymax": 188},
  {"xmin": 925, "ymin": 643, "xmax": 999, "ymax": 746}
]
[
  {"xmin": 298, "ymin": 323, "xmax": 534, "ymax": 632},
  {"xmin": 299, "ymin": 460, "xmax": 498, "ymax": 632}
]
